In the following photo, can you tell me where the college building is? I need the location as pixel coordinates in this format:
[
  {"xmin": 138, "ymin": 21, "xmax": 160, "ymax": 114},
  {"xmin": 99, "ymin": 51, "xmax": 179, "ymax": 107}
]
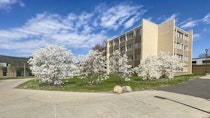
[{"xmin": 106, "ymin": 19, "xmax": 193, "ymax": 75}]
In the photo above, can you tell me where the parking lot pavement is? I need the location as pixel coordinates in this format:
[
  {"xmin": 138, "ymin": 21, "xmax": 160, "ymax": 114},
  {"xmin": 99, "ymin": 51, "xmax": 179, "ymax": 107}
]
[
  {"xmin": 157, "ymin": 75, "xmax": 210, "ymax": 100},
  {"xmin": 0, "ymin": 78, "xmax": 209, "ymax": 118}
]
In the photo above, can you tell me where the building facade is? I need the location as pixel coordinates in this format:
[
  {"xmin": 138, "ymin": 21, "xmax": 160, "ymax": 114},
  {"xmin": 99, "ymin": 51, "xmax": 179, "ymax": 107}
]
[
  {"xmin": 0, "ymin": 63, "xmax": 17, "ymax": 78},
  {"xmin": 106, "ymin": 19, "xmax": 193, "ymax": 75},
  {"xmin": 192, "ymin": 58, "xmax": 210, "ymax": 65}
]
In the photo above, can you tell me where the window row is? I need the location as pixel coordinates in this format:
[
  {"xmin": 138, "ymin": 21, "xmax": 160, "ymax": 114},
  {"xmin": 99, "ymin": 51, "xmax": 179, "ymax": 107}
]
[
  {"xmin": 119, "ymin": 42, "xmax": 140, "ymax": 52},
  {"xmin": 110, "ymin": 29, "xmax": 142, "ymax": 46},
  {"xmin": 176, "ymin": 31, "xmax": 189, "ymax": 40},
  {"xmin": 176, "ymin": 54, "xmax": 188, "ymax": 61},
  {"xmin": 128, "ymin": 54, "xmax": 141, "ymax": 61},
  {"xmin": 176, "ymin": 43, "xmax": 188, "ymax": 51}
]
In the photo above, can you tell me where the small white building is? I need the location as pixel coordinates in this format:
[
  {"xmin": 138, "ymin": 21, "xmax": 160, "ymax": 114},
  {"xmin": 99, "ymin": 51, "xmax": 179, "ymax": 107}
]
[{"xmin": 192, "ymin": 58, "xmax": 210, "ymax": 65}]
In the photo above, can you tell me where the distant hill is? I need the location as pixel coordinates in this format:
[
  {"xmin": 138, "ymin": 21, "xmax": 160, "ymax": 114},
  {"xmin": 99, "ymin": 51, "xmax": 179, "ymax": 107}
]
[{"xmin": 0, "ymin": 55, "xmax": 29, "ymax": 67}]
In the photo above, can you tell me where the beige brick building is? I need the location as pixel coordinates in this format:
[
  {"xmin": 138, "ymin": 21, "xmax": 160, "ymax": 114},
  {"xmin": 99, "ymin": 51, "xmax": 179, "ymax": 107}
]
[
  {"xmin": 106, "ymin": 19, "xmax": 193, "ymax": 75},
  {"xmin": 0, "ymin": 63, "xmax": 17, "ymax": 78}
]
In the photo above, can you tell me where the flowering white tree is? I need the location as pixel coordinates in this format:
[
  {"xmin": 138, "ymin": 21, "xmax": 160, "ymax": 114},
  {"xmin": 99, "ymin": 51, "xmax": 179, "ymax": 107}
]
[
  {"xmin": 109, "ymin": 50, "xmax": 133, "ymax": 83},
  {"xmin": 64, "ymin": 58, "xmax": 79, "ymax": 77},
  {"xmin": 134, "ymin": 55, "xmax": 161, "ymax": 80},
  {"xmin": 158, "ymin": 52, "xmax": 186, "ymax": 79},
  {"xmin": 77, "ymin": 50, "xmax": 108, "ymax": 85},
  {"xmin": 134, "ymin": 52, "xmax": 186, "ymax": 80},
  {"xmin": 76, "ymin": 55, "xmax": 86, "ymax": 77},
  {"xmin": 28, "ymin": 45, "xmax": 75, "ymax": 84}
]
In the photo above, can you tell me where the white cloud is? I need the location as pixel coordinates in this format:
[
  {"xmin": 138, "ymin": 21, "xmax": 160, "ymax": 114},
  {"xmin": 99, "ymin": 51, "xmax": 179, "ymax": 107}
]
[
  {"xmin": 158, "ymin": 13, "xmax": 178, "ymax": 23},
  {"xmin": 145, "ymin": 17, "xmax": 152, "ymax": 21},
  {"xmin": 202, "ymin": 13, "xmax": 210, "ymax": 24},
  {"xmin": 181, "ymin": 20, "xmax": 198, "ymax": 29},
  {"xmin": 124, "ymin": 18, "xmax": 135, "ymax": 29},
  {"xmin": 178, "ymin": 18, "xmax": 199, "ymax": 29},
  {"xmin": 164, "ymin": 14, "xmax": 177, "ymax": 22},
  {"xmin": 0, "ymin": 12, "xmax": 106, "ymax": 55},
  {"xmin": 179, "ymin": 13, "xmax": 210, "ymax": 29},
  {"xmin": 99, "ymin": 4, "xmax": 146, "ymax": 30},
  {"xmin": 193, "ymin": 34, "xmax": 200, "ymax": 41},
  {"xmin": 0, "ymin": 0, "xmax": 25, "ymax": 10},
  {"xmin": 0, "ymin": 3, "xmax": 146, "ymax": 56},
  {"xmin": 203, "ymin": 28, "xmax": 210, "ymax": 32},
  {"xmin": 18, "ymin": 0, "xmax": 25, "ymax": 7}
]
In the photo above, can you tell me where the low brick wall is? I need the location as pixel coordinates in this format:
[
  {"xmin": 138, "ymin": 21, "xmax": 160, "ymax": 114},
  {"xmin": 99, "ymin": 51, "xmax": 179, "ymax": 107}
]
[{"xmin": 192, "ymin": 65, "xmax": 210, "ymax": 73}]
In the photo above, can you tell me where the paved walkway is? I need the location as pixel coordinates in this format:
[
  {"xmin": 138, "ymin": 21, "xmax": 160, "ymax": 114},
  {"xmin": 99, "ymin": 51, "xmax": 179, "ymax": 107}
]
[{"xmin": 0, "ymin": 77, "xmax": 210, "ymax": 118}]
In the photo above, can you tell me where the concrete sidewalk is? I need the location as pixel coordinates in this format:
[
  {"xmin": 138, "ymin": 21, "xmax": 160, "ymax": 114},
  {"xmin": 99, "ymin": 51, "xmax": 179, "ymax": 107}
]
[{"xmin": 0, "ymin": 78, "xmax": 209, "ymax": 118}]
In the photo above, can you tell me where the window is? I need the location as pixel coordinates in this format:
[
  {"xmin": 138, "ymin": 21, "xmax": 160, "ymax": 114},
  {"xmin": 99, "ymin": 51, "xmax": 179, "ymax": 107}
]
[
  {"xmin": 135, "ymin": 54, "xmax": 140, "ymax": 60},
  {"xmin": 176, "ymin": 43, "xmax": 183, "ymax": 49},
  {"xmin": 184, "ymin": 45, "xmax": 188, "ymax": 51},
  {"xmin": 128, "ymin": 55, "xmax": 133, "ymax": 61},
  {"xmin": 176, "ymin": 67, "xmax": 184, "ymax": 72},
  {"xmin": 114, "ymin": 39, "xmax": 119, "ymax": 45},
  {"xmin": 134, "ymin": 42, "xmax": 139, "ymax": 49},
  {"xmin": 120, "ymin": 36, "xmax": 125, "ymax": 42},
  {"xmin": 127, "ymin": 44, "xmax": 133, "ymax": 51},
  {"xmin": 120, "ymin": 46, "xmax": 125, "ymax": 52},
  {"xmin": 192, "ymin": 61, "xmax": 196, "ymax": 64},
  {"xmin": 177, "ymin": 31, "xmax": 183, "ymax": 39},
  {"xmin": 109, "ymin": 41, "xmax": 113, "ymax": 46},
  {"xmin": 184, "ymin": 56, "xmax": 188, "ymax": 61},
  {"xmin": 2, "ymin": 67, "xmax": 7, "ymax": 76},
  {"xmin": 202, "ymin": 60, "xmax": 210, "ymax": 63},
  {"xmin": 127, "ymin": 32, "xmax": 133, "ymax": 40},
  {"xmin": 184, "ymin": 34, "xmax": 188, "ymax": 40},
  {"xmin": 109, "ymin": 50, "xmax": 113, "ymax": 54},
  {"xmin": 177, "ymin": 54, "xmax": 183, "ymax": 60},
  {"xmin": 136, "ymin": 29, "xmax": 141, "ymax": 36}
]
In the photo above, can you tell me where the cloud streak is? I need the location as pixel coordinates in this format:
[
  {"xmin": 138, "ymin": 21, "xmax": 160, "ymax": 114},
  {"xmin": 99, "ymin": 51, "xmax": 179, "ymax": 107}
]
[
  {"xmin": 99, "ymin": 3, "xmax": 146, "ymax": 30},
  {"xmin": 202, "ymin": 13, "xmax": 210, "ymax": 24},
  {"xmin": 179, "ymin": 13, "xmax": 210, "ymax": 29},
  {"xmin": 180, "ymin": 19, "xmax": 198, "ymax": 29},
  {"xmin": 157, "ymin": 13, "xmax": 178, "ymax": 23}
]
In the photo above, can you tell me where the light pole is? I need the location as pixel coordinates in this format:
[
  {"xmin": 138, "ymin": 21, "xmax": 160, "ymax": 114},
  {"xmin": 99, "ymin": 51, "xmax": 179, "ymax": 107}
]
[{"xmin": 205, "ymin": 49, "xmax": 208, "ymax": 74}]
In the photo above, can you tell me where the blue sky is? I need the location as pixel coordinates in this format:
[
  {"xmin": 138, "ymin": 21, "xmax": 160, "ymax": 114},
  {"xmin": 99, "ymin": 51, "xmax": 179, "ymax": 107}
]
[{"xmin": 0, "ymin": 0, "xmax": 210, "ymax": 58}]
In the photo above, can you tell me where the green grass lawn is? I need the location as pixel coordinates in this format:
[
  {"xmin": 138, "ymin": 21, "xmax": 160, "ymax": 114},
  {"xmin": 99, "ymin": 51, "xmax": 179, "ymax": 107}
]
[{"xmin": 16, "ymin": 73, "xmax": 205, "ymax": 92}]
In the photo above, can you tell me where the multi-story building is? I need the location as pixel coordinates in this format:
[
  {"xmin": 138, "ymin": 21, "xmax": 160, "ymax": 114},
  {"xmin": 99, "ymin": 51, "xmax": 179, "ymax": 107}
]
[{"xmin": 106, "ymin": 19, "xmax": 193, "ymax": 75}]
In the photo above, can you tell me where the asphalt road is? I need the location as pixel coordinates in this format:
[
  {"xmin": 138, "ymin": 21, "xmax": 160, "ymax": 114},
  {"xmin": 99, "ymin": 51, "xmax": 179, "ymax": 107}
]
[{"xmin": 157, "ymin": 76, "xmax": 210, "ymax": 100}]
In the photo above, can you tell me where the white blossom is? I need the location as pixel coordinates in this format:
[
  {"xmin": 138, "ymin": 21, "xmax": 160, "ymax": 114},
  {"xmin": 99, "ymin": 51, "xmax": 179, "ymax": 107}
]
[
  {"xmin": 77, "ymin": 50, "xmax": 108, "ymax": 85},
  {"xmin": 135, "ymin": 55, "xmax": 161, "ymax": 80},
  {"xmin": 156, "ymin": 52, "xmax": 186, "ymax": 79},
  {"xmin": 134, "ymin": 52, "xmax": 186, "ymax": 80},
  {"xmin": 28, "ymin": 45, "xmax": 75, "ymax": 84},
  {"xmin": 109, "ymin": 50, "xmax": 133, "ymax": 82}
]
